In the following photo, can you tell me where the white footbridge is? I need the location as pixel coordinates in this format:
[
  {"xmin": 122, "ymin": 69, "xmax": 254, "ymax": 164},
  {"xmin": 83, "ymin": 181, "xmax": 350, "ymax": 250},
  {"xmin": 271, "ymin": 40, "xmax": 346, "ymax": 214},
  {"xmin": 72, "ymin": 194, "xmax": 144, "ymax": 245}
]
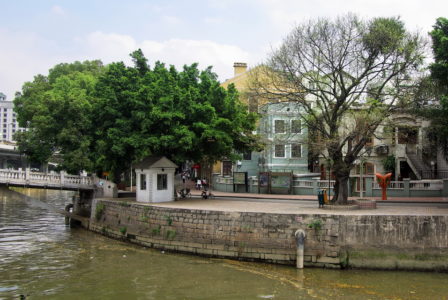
[{"xmin": 0, "ymin": 168, "xmax": 95, "ymax": 191}]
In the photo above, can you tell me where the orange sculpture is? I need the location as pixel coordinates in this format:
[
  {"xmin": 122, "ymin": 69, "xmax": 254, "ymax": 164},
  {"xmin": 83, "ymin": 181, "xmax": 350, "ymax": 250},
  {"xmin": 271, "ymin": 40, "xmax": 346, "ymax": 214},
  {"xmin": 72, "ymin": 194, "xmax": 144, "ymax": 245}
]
[{"xmin": 375, "ymin": 173, "xmax": 392, "ymax": 200}]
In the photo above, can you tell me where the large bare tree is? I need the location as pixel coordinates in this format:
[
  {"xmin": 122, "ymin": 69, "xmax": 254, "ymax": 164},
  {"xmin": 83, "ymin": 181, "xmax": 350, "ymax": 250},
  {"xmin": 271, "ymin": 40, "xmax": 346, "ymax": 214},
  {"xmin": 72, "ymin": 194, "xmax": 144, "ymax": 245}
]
[{"xmin": 250, "ymin": 14, "xmax": 426, "ymax": 204}]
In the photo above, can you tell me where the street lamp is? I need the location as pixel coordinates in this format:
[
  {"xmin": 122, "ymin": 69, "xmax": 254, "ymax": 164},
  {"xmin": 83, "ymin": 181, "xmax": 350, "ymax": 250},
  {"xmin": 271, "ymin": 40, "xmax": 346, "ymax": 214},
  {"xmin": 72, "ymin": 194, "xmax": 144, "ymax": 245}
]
[
  {"xmin": 326, "ymin": 158, "xmax": 332, "ymax": 198},
  {"xmin": 356, "ymin": 158, "xmax": 366, "ymax": 199}
]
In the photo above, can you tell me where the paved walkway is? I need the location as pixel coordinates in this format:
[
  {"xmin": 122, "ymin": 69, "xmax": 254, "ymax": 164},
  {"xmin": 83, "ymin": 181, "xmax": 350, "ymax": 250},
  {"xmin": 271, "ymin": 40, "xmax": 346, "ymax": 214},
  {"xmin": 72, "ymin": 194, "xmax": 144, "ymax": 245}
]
[
  {"xmin": 116, "ymin": 176, "xmax": 446, "ymax": 217},
  {"xmin": 152, "ymin": 197, "xmax": 448, "ymax": 216},
  {"xmin": 187, "ymin": 189, "xmax": 448, "ymax": 203},
  {"xmin": 177, "ymin": 178, "xmax": 448, "ymax": 203}
]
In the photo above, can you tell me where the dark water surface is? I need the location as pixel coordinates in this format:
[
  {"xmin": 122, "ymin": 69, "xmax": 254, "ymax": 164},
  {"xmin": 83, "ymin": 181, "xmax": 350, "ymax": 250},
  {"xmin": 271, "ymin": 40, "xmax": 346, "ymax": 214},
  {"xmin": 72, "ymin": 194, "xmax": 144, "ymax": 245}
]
[{"xmin": 1, "ymin": 187, "xmax": 447, "ymax": 300}]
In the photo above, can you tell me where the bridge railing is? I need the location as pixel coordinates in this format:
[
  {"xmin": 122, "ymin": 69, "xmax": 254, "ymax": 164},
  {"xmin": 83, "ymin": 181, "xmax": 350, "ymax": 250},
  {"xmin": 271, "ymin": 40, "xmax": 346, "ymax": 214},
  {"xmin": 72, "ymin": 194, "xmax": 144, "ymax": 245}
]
[
  {"xmin": 0, "ymin": 169, "xmax": 26, "ymax": 180},
  {"xmin": 0, "ymin": 168, "xmax": 93, "ymax": 188},
  {"xmin": 29, "ymin": 172, "xmax": 61, "ymax": 184}
]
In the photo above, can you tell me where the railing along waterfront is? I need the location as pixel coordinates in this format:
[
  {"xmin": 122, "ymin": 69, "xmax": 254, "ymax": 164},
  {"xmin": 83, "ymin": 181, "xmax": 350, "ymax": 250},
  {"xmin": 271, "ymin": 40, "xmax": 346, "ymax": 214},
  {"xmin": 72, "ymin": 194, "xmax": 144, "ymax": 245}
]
[
  {"xmin": 292, "ymin": 180, "xmax": 314, "ymax": 188},
  {"xmin": 372, "ymin": 181, "xmax": 404, "ymax": 189},
  {"xmin": 372, "ymin": 180, "xmax": 443, "ymax": 190},
  {"xmin": 317, "ymin": 180, "xmax": 335, "ymax": 188}
]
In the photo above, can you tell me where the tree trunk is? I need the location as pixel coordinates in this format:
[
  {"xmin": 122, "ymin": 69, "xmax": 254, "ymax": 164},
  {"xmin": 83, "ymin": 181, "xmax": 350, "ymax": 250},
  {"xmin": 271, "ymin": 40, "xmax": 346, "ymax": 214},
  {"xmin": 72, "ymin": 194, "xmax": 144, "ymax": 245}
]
[
  {"xmin": 330, "ymin": 156, "xmax": 351, "ymax": 205},
  {"xmin": 333, "ymin": 175, "xmax": 349, "ymax": 205}
]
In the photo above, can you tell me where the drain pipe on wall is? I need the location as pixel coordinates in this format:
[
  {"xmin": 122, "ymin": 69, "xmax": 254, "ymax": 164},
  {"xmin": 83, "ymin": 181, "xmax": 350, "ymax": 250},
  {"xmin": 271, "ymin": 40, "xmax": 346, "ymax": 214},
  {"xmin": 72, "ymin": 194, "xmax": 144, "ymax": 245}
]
[{"xmin": 295, "ymin": 229, "xmax": 306, "ymax": 269}]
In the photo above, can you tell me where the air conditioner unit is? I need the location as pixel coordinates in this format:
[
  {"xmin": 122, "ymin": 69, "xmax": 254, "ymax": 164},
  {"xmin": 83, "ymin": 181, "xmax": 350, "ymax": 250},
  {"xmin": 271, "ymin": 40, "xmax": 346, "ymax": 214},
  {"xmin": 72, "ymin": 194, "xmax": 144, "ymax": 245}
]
[{"xmin": 375, "ymin": 145, "xmax": 389, "ymax": 155}]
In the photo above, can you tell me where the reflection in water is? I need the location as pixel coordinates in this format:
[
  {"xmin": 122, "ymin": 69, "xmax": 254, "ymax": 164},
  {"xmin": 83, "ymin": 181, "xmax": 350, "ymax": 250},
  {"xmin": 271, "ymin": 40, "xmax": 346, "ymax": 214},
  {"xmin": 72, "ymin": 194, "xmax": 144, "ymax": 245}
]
[{"xmin": 1, "ymin": 187, "xmax": 448, "ymax": 299}]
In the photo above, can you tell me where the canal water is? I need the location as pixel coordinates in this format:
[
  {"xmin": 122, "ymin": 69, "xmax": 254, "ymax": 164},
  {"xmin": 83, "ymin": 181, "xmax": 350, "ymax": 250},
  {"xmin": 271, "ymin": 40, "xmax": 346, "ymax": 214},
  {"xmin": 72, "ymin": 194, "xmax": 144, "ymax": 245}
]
[{"xmin": 1, "ymin": 187, "xmax": 448, "ymax": 300}]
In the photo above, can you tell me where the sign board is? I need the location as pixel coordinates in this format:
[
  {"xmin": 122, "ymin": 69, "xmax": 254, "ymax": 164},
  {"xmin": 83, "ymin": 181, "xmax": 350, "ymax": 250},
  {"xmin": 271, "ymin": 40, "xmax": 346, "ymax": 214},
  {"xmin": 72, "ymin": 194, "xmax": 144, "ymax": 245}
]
[
  {"xmin": 233, "ymin": 172, "xmax": 247, "ymax": 185},
  {"xmin": 271, "ymin": 175, "xmax": 290, "ymax": 188},
  {"xmin": 259, "ymin": 172, "xmax": 269, "ymax": 187}
]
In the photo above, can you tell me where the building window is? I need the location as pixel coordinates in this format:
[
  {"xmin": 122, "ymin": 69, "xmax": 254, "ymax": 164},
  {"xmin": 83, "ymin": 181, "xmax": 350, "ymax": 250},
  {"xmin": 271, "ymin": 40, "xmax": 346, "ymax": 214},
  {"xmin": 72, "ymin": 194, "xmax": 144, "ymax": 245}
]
[
  {"xmin": 355, "ymin": 162, "xmax": 374, "ymax": 175},
  {"xmin": 356, "ymin": 178, "xmax": 367, "ymax": 192},
  {"xmin": 274, "ymin": 120, "xmax": 285, "ymax": 133},
  {"xmin": 291, "ymin": 120, "xmax": 301, "ymax": 133},
  {"xmin": 291, "ymin": 144, "xmax": 302, "ymax": 158},
  {"xmin": 222, "ymin": 161, "xmax": 232, "ymax": 176},
  {"xmin": 3, "ymin": 113, "xmax": 6, "ymax": 117},
  {"xmin": 140, "ymin": 174, "xmax": 146, "ymax": 190},
  {"xmin": 2, "ymin": 134, "xmax": 6, "ymax": 139},
  {"xmin": 243, "ymin": 151, "xmax": 252, "ymax": 160},
  {"xmin": 157, "ymin": 174, "xmax": 167, "ymax": 190},
  {"xmin": 274, "ymin": 144, "xmax": 285, "ymax": 158},
  {"xmin": 398, "ymin": 127, "xmax": 418, "ymax": 144}
]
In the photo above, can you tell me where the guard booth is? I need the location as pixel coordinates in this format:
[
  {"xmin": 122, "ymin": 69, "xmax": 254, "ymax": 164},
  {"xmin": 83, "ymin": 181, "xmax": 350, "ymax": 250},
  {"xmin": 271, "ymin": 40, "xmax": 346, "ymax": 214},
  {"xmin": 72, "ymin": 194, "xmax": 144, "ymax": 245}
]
[{"xmin": 134, "ymin": 156, "xmax": 178, "ymax": 203}]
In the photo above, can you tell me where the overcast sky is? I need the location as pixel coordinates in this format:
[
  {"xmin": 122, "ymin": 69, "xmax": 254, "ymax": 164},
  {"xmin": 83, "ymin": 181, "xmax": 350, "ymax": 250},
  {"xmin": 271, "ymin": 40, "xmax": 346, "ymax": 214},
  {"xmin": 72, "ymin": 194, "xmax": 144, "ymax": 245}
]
[{"xmin": 1, "ymin": 0, "xmax": 446, "ymax": 99}]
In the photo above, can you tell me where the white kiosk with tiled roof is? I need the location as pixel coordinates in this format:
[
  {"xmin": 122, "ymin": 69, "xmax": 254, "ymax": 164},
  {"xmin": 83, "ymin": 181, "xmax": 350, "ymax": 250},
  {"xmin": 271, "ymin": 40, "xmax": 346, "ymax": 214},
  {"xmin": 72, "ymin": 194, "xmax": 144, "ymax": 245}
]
[{"xmin": 134, "ymin": 156, "xmax": 178, "ymax": 203}]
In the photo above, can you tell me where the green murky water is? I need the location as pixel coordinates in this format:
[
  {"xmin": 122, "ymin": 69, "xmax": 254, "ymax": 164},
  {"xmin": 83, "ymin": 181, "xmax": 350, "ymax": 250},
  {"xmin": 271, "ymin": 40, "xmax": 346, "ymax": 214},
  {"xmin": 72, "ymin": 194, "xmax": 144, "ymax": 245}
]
[{"xmin": 1, "ymin": 188, "xmax": 447, "ymax": 300}]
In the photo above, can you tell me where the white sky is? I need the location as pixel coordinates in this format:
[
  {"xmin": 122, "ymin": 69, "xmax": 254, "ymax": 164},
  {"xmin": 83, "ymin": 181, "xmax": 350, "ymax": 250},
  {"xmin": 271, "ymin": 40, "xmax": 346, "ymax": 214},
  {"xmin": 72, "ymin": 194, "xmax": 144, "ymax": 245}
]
[{"xmin": 0, "ymin": 0, "xmax": 446, "ymax": 99}]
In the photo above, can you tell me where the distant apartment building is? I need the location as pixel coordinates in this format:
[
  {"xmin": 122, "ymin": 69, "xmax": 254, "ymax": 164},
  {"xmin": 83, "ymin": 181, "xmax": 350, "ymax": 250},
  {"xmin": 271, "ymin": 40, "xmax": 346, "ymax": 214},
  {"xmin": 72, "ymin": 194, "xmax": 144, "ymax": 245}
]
[{"xmin": 0, "ymin": 92, "xmax": 26, "ymax": 142}]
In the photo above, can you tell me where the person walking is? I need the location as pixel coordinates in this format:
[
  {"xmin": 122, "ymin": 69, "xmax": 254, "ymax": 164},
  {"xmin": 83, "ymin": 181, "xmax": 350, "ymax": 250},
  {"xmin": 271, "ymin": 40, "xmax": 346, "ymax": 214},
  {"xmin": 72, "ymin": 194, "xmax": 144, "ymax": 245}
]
[{"xmin": 196, "ymin": 178, "xmax": 202, "ymax": 190}]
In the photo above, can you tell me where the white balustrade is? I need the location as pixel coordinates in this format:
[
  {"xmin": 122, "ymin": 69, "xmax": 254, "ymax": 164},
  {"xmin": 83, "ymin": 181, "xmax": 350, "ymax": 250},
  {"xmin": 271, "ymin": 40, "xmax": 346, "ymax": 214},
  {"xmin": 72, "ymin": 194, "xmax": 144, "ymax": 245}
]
[
  {"xmin": 372, "ymin": 181, "xmax": 404, "ymax": 189},
  {"xmin": 293, "ymin": 180, "xmax": 314, "ymax": 188},
  {"xmin": 0, "ymin": 168, "xmax": 93, "ymax": 189},
  {"xmin": 317, "ymin": 180, "xmax": 335, "ymax": 188},
  {"xmin": 410, "ymin": 180, "xmax": 443, "ymax": 190}
]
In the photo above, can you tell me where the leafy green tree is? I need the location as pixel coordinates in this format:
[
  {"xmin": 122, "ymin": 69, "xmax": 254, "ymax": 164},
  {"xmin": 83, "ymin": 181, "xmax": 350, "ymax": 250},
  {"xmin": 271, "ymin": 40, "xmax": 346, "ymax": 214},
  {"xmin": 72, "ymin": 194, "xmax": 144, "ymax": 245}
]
[
  {"xmin": 14, "ymin": 60, "xmax": 104, "ymax": 173},
  {"xmin": 418, "ymin": 18, "xmax": 448, "ymax": 154},
  {"xmin": 92, "ymin": 50, "xmax": 260, "ymax": 182},
  {"xmin": 251, "ymin": 15, "xmax": 425, "ymax": 204},
  {"xmin": 14, "ymin": 51, "xmax": 259, "ymax": 182},
  {"xmin": 429, "ymin": 18, "xmax": 448, "ymax": 89}
]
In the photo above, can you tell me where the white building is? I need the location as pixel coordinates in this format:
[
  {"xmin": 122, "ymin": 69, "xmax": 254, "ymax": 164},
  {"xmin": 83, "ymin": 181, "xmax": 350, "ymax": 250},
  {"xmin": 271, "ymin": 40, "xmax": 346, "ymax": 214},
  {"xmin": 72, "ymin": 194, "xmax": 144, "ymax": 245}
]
[
  {"xmin": 0, "ymin": 92, "xmax": 26, "ymax": 142},
  {"xmin": 134, "ymin": 156, "xmax": 178, "ymax": 203}
]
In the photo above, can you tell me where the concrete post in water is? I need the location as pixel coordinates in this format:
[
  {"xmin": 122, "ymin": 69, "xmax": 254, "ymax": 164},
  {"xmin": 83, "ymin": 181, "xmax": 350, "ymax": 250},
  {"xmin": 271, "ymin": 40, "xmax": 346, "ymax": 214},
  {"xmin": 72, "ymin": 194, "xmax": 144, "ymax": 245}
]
[{"xmin": 295, "ymin": 229, "xmax": 306, "ymax": 269}]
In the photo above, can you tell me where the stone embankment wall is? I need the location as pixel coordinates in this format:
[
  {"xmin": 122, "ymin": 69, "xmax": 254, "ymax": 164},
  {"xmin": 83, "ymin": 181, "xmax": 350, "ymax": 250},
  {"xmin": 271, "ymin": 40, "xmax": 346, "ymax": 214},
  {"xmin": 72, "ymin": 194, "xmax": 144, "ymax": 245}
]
[{"xmin": 90, "ymin": 199, "xmax": 448, "ymax": 271}]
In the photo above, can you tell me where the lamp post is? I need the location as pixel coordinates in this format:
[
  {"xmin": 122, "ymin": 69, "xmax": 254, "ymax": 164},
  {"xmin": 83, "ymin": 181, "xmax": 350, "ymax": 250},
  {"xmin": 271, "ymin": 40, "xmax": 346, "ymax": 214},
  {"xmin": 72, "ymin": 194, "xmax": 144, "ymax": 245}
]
[
  {"xmin": 359, "ymin": 158, "xmax": 366, "ymax": 199},
  {"xmin": 430, "ymin": 161, "xmax": 435, "ymax": 179},
  {"xmin": 326, "ymin": 158, "xmax": 332, "ymax": 198}
]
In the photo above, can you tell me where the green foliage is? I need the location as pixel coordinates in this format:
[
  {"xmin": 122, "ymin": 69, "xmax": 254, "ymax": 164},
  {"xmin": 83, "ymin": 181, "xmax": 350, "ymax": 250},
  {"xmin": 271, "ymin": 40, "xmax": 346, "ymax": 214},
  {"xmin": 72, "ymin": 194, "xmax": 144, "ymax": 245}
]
[
  {"xmin": 165, "ymin": 215, "xmax": 173, "ymax": 226},
  {"xmin": 308, "ymin": 219, "xmax": 323, "ymax": 231},
  {"xmin": 91, "ymin": 56, "xmax": 260, "ymax": 182},
  {"xmin": 363, "ymin": 17, "xmax": 406, "ymax": 55},
  {"xmin": 139, "ymin": 215, "xmax": 149, "ymax": 222},
  {"xmin": 418, "ymin": 18, "xmax": 448, "ymax": 155},
  {"xmin": 119, "ymin": 226, "xmax": 127, "ymax": 235},
  {"xmin": 429, "ymin": 17, "xmax": 448, "ymax": 88},
  {"xmin": 14, "ymin": 60, "xmax": 104, "ymax": 172},
  {"xmin": 95, "ymin": 202, "xmax": 105, "ymax": 221},
  {"xmin": 166, "ymin": 229, "xmax": 176, "ymax": 239},
  {"xmin": 382, "ymin": 155, "xmax": 395, "ymax": 174},
  {"xmin": 151, "ymin": 225, "xmax": 161, "ymax": 235},
  {"xmin": 14, "ymin": 50, "xmax": 259, "ymax": 182},
  {"xmin": 119, "ymin": 201, "xmax": 131, "ymax": 207}
]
